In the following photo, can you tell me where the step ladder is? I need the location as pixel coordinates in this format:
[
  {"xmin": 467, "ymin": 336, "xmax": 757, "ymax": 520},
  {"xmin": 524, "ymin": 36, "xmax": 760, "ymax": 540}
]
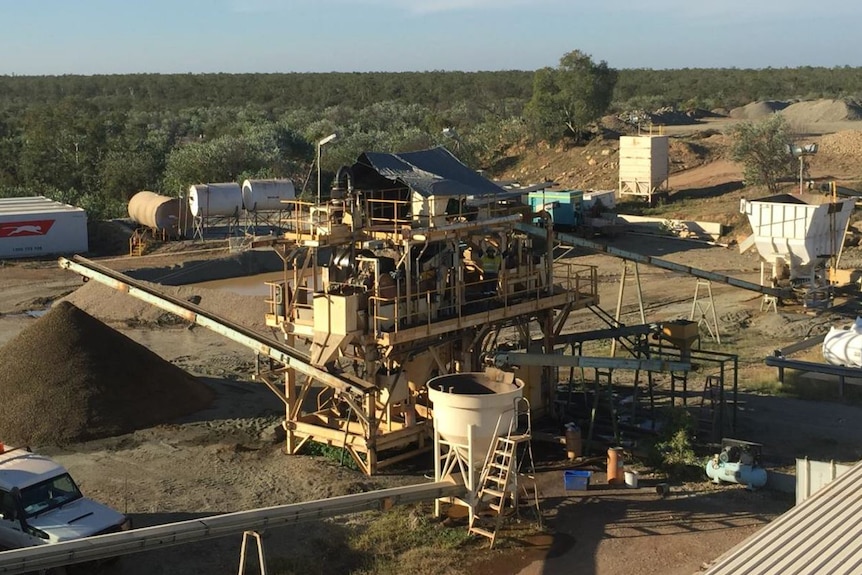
[
  {"xmin": 129, "ymin": 230, "xmax": 148, "ymax": 257},
  {"xmin": 237, "ymin": 530, "xmax": 267, "ymax": 575},
  {"xmin": 469, "ymin": 397, "xmax": 539, "ymax": 548},
  {"xmin": 698, "ymin": 375, "xmax": 722, "ymax": 442}
]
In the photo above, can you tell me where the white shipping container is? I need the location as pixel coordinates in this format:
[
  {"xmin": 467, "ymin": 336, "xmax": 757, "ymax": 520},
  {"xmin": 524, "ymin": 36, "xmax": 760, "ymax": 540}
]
[{"xmin": 0, "ymin": 196, "xmax": 88, "ymax": 259}]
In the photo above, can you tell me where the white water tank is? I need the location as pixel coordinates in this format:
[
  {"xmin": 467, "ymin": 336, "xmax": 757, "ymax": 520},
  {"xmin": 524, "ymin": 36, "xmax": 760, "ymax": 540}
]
[
  {"xmin": 188, "ymin": 183, "xmax": 243, "ymax": 217},
  {"xmin": 427, "ymin": 372, "xmax": 524, "ymax": 467},
  {"xmin": 822, "ymin": 317, "xmax": 862, "ymax": 367},
  {"xmin": 242, "ymin": 179, "xmax": 296, "ymax": 212}
]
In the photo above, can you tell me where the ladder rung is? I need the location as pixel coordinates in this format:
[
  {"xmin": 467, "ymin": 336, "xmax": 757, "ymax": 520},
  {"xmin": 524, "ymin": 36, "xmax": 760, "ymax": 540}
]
[
  {"xmin": 487, "ymin": 475, "xmax": 508, "ymax": 484},
  {"xmin": 483, "ymin": 487, "xmax": 506, "ymax": 499},
  {"xmin": 507, "ymin": 434, "xmax": 531, "ymax": 443},
  {"xmin": 494, "ymin": 450, "xmax": 513, "ymax": 458},
  {"xmin": 489, "ymin": 502, "xmax": 507, "ymax": 512},
  {"xmin": 469, "ymin": 525, "xmax": 495, "ymax": 539},
  {"xmin": 489, "ymin": 462, "xmax": 509, "ymax": 470}
]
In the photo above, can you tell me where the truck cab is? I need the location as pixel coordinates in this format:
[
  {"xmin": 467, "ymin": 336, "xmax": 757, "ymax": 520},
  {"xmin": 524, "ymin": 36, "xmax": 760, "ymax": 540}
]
[{"xmin": 0, "ymin": 445, "xmax": 130, "ymax": 550}]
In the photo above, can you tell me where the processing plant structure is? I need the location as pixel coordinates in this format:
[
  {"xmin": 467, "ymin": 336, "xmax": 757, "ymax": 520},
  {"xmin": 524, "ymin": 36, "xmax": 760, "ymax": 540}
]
[{"xmin": 258, "ymin": 146, "xmax": 600, "ymax": 474}]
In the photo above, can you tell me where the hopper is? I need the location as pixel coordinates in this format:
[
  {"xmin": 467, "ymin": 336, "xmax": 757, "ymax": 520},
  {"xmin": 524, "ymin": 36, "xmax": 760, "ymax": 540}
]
[
  {"xmin": 740, "ymin": 194, "xmax": 855, "ymax": 281},
  {"xmin": 428, "ymin": 371, "xmax": 523, "ymax": 467}
]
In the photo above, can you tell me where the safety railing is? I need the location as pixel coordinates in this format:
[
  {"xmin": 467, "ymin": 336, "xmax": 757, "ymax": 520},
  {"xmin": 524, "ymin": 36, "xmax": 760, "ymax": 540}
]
[
  {"xmin": 367, "ymin": 262, "xmax": 598, "ymax": 336},
  {"xmin": 365, "ymin": 197, "xmax": 412, "ymax": 236},
  {"xmin": 279, "ymin": 199, "xmax": 347, "ymax": 241}
]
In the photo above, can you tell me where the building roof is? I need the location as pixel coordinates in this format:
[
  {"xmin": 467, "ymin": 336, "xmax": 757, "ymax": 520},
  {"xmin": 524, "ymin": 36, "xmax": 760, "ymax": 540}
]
[
  {"xmin": 0, "ymin": 196, "xmax": 85, "ymax": 216},
  {"xmin": 704, "ymin": 458, "xmax": 862, "ymax": 574},
  {"xmin": 355, "ymin": 146, "xmax": 506, "ymax": 198}
]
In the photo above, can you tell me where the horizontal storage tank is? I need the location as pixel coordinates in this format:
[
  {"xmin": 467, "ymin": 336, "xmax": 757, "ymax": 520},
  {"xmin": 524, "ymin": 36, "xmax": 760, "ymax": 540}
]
[
  {"xmin": 822, "ymin": 317, "xmax": 862, "ymax": 367},
  {"xmin": 127, "ymin": 191, "xmax": 189, "ymax": 234},
  {"xmin": 0, "ymin": 196, "xmax": 88, "ymax": 259},
  {"xmin": 188, "ymin": 183, "xmax": 243, "ymax": 218},
  {"xmin": 740, "ymin": 194, "xmax": 855, "ymax": 279},
  {"xmin": 242, "ymin": 179, "xmax": 295, "ymax": 212},
  {"xmin": 427, "ymin": 372, "xmax": 524, "ymax": 467}
]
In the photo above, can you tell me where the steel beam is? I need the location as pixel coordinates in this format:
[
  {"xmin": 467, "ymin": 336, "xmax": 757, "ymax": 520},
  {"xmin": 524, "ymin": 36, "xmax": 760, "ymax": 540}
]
[{"xmin": 493, "ymin": 352, "xmax": 690, "ymax": 372}]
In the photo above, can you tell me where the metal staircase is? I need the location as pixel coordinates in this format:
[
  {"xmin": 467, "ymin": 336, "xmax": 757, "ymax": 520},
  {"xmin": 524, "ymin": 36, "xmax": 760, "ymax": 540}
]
[{"xmin": 469, "ymin": 397, "xmax": 539, "ymax": 548}]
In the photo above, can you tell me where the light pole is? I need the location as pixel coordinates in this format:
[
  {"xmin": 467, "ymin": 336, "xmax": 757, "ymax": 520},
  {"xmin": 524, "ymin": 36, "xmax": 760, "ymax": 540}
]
[
  {"xmin": 441, "ymin": 127, "xmax": 463, "ymax": 153},
  {"xmin": 788, "ymin": 143, "xmax": 818, "ymax": 195},
  {"xmin": 316, "ymin": 133, "xmax": 338, "ymax": 204}
]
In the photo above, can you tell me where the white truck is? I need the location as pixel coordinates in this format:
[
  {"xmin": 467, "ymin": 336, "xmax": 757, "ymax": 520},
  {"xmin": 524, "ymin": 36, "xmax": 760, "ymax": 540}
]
[{"xmin": 0, "ymin": 444, "xmax": 130, "ymax": 550}]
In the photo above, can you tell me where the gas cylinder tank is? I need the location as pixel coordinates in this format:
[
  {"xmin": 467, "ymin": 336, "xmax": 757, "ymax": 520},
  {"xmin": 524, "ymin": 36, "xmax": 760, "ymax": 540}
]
[{"xmin": 822, "ymin": 317, "xmax": 862, "ymax": 368}]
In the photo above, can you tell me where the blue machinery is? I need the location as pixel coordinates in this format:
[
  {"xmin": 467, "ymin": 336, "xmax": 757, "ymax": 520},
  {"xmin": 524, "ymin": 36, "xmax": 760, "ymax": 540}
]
[{"xmin": 705, "ymin": 439, "xmax": 768, "ymax": 489}]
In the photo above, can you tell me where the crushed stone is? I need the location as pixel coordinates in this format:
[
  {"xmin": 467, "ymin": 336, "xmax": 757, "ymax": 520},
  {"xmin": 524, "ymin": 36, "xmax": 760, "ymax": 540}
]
[{"xmin": 0, "ymin": 301, "xmax": 213, "ymax": 446}]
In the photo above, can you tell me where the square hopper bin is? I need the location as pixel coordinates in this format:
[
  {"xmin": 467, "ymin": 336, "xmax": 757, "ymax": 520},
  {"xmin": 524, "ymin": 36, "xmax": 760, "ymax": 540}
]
[{"xmin": 740, "ymin": 194, "xmax": 855, "ymax": 282}]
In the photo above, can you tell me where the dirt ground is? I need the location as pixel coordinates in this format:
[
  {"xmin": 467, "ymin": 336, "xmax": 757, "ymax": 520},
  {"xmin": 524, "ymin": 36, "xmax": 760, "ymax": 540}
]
[{"xmin": 2, "ymin": 117, "xmax": 862, "ymax": 574}]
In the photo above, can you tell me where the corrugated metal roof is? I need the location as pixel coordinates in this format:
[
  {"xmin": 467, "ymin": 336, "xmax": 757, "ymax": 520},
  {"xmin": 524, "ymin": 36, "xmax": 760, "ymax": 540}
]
[
  {"xmin": 704, "ymin": 459, "xmax": 862, "ymax": 574},
  {"xmin": 0, "ymin": 196, "xmax": 84, "ymax": 215},
  {"xmin": 356, "ymin": 146, "xmax": 505, "ymax": 197}
]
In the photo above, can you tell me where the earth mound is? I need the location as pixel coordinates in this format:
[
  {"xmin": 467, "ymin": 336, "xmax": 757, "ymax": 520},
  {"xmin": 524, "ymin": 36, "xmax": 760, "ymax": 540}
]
[
  {"xmin": 729, "ymin": 100, "xmax": 790, "ymax": 119},
  {"xmin": 780, "ymin": 99, "xmax": 862, "ymax": 123},
  {"xmin": 0, "ymin": 301, "xmax": 213, "ymax": 446}
]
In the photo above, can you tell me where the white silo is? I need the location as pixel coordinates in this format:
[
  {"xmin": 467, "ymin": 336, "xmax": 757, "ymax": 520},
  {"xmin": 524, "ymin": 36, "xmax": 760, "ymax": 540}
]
[{"xmin": 618, "ymin": 134, "xmax": 670, "ymax": 204}]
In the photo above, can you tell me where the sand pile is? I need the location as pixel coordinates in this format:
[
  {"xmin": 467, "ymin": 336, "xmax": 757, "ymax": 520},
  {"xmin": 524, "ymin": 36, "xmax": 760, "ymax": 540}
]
[
  {"xmin": 0, "ymin": 301, "xmax": 212, "ymax": 446},
  {"xmin": 780, "ymin": 99, "xmax": 862, "ymax": 123},
  {"xmin": 728, "ymin": 100, "xmax": 789, "ymax": 119}
]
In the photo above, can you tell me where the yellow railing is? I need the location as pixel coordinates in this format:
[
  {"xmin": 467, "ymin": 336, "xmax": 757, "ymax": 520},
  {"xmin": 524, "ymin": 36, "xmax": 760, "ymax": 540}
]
[
  {"xmin": 365, "ymin": 197, "xmax": 412, "ymax": 236},
  {"xmin": 367, "ymin": 262, "xmax": 598, "ymax": 336},
  {"xmin": 279, "ymin": 199, "xmax": 347, "ymax": 241}
]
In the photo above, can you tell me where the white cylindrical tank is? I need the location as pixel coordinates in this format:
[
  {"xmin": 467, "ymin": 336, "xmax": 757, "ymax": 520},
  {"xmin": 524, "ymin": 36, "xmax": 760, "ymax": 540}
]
[
  {"xmin": 427, "ymin": 372, "xmax": 524, "ymax": 467},
  {"xmin": 128, "ymin": 191, "xmax": 188, "ymax": 233},
  {"xmin": 822, "ymin": 317, "xmax": 862, "ymax": 367},
  {"xmin": 241, "ymin": 179, "xmax": 295, "ymax": 212},
  {"xmin": 188, "ymin": 183, "xmax": 243, "ymax": 217}
]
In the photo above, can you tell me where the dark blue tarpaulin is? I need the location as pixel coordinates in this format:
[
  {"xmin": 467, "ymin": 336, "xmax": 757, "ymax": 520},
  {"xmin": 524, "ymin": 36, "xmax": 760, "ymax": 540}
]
[{"xmin": 356, "ymin": 146, "xmax": 506, "ymax": 198}]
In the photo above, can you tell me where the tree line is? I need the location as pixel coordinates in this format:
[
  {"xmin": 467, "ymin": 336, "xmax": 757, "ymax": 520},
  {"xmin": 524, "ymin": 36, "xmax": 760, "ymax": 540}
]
[{"xmin": 0, "ymin": 60, "xmax": 860, "ymax": 220}]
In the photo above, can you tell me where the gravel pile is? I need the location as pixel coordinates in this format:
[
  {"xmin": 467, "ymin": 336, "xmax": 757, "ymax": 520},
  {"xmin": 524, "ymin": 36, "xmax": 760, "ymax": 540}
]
[
  {"xmin": 728, "ymin": 100, "xmax": 789, "ymax": 119},
  {"xmin": 781, "ymin": 99, "xmax": 862, "ymax": 123},
  {"xmin": 818, "ymin": 130, "xmax": 862, "ymax": 159},
  {"xmin": 0, "ymin": 301, "xmax": 213, "ymax": 446}
]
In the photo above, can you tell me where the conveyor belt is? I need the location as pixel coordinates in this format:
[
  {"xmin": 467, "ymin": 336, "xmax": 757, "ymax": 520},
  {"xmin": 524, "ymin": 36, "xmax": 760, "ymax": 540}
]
[
  {"xmin": 516, "ymin": 223, "xmax": 788, "ymax": 298},
  {"xmin": 0, "ymin": 480, "xmax": 463, "ymax": 574},
  {"xmin": 58, "ymin": 255, "xmax": 374, "ymax": 397}
]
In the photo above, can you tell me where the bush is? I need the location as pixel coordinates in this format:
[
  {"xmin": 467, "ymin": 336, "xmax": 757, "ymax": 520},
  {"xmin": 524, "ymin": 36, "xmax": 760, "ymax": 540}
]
[{"xmin": 649, "ymin": 407, "xmax": 703, "ymax": 480}]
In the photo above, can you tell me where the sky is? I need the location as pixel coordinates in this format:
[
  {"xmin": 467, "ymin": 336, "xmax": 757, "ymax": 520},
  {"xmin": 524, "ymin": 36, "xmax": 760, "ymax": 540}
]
[{"xmin": 1, "ymin": 0, "xmax": 861, "ymax": 75}]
